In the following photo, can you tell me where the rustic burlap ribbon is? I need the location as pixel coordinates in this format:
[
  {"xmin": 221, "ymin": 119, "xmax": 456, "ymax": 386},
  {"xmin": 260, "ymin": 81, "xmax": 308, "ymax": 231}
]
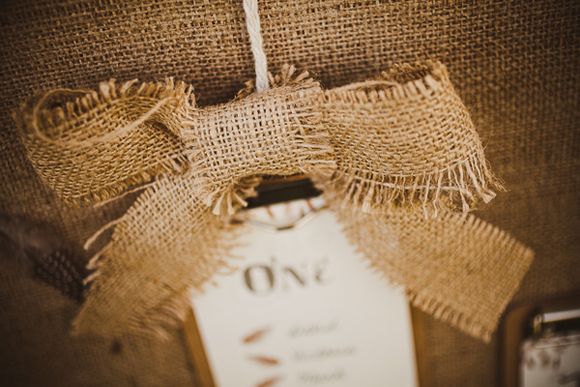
[{"xmin": 15, "ymin": 61, "xmax": 533, "ymax": 342}]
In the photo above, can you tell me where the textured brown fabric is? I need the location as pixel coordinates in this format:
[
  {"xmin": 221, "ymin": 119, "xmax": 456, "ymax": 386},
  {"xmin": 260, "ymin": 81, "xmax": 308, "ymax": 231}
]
[
  {"xmin": 0, "ymin": 243, "xmax": 196, "ymax": 387},
  {"xmin": 321, "ymin": 62, "xmax": 500, "ymax": 215},
  {"xmin": 338, "ymin": 207, "xmax": 532, "ymax": 341},
  {"xmin": 14, "ymin": 60, "xmax": 530, "ymax": 342},
  {"xmin": 77, "ymin": 73, "xmax": 326, "ymax": 338},
  {"xmin": 1, "ymin": 1, "xmax": 578, "ymax": 386},
  {"xmin": 16, "ymin": 79, "xmax": 193, "ymax": 206}
]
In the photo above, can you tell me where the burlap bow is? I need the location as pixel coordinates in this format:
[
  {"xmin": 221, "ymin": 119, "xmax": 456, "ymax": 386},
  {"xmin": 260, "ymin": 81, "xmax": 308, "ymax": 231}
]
[{"xmin": 15, "ymin": 61, "xmax": 533, "ymax": 342}]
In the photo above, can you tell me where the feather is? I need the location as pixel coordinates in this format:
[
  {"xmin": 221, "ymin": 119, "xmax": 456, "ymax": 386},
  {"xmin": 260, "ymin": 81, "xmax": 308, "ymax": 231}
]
[{"xmin": 0, "ymin": 213, "xmax": 86, "ymax": 302}]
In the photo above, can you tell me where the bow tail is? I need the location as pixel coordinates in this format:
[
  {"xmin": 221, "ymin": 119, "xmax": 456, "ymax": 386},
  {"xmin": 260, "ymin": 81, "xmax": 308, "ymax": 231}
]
[
  {"xmin": 335, "ymin": 205, "xmax": 533, "ymax": 341},
  {"xmin": 73, "ymin": 174, "xmax": 236, "ymax": 338}
]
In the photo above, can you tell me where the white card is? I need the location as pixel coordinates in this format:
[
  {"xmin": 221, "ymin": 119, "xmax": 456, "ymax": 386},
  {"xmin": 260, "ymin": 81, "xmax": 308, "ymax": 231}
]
[
  {"xmin": 190, "ymin": 198, "xmax": 417, "ymax": 387},
  {"xmin": 521, "ymin": 332, "xmax": 580, "ymax": 387}
]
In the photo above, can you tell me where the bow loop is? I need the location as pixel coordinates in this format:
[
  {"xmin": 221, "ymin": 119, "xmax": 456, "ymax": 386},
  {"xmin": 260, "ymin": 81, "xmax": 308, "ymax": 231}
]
[
  {"xmin": 319, "ymin": 61, "xmax": 502, "ymax": 216},
  {"xmin": 16, "ymin": 78, "xmax": 193, "ymax": 206}
]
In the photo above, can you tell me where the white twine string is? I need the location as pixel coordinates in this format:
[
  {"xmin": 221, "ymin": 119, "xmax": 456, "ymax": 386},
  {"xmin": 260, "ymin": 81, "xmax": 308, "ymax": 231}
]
[{"xmin": 243, "ymin": 0, "xmax": 269, "ymax": 92}]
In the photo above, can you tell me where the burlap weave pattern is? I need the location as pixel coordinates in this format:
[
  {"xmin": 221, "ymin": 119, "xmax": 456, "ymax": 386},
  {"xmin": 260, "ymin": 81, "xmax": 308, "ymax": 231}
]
[
  {"xmin": 71, "ymin": 69, "xmax": 334, "ymax": 337},
  {"xmin": 316, "ymin": 60, "xmax": 532, "ymax": 340},
  {"xmin": 14, "ymin": 61, "xmax": 531, "ymax": 342},
  {"xmin": 338, "ymin": 207, "xmax": 533, "ymax": 341},
  {"xmin": 16, "ymin": 79, "xmax": 192, "ymax": 205},
  {"xmin": 1, "ymin": 1, "xmax": 578, "ymax": 386},
  {"xmin": 321, "ymin": 61, "xmax": 500, "ymax": 214},
  {"xmin": 75, "ymin": 178, "xmax": 227, "ymax": 337}
]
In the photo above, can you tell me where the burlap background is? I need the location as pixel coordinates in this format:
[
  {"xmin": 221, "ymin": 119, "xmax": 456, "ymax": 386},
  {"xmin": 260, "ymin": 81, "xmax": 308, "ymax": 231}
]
[{"xmin": 0, "ymin": 1, "xmax": 578, "ymax": 386}]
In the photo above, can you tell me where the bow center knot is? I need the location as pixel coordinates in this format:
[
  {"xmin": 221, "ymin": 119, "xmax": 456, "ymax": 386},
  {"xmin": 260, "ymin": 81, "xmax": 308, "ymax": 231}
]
[{"xmin": 182, "ymin": 76, "xmax": 334, "ymax": 214}]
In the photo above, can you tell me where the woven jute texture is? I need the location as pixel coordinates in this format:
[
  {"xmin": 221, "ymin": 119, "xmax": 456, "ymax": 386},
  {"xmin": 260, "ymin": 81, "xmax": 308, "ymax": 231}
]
[
  {"xmin": 1, "ymin": 1, "xmax": 578, "ymax": 386},
  {"xmin": 14, "ymin": 59, "xmax": 531, "ymax": 342}
]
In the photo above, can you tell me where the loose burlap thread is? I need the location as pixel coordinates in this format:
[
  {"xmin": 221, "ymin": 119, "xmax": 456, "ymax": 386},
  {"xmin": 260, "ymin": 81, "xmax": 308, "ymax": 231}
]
[{"xmin": 15, "ymin": 61, "xmax": 533, "ymax": 342}]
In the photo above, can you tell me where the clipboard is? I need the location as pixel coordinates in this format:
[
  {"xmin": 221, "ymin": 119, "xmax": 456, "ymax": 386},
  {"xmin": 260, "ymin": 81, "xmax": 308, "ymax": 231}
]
[
  {"xmin": 182, "ymin": 176, "xmax": 424, "ymax": 387},
  {"xmin": 500, "ymin": 293, "xmax": 580, "ymax": 387}
]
